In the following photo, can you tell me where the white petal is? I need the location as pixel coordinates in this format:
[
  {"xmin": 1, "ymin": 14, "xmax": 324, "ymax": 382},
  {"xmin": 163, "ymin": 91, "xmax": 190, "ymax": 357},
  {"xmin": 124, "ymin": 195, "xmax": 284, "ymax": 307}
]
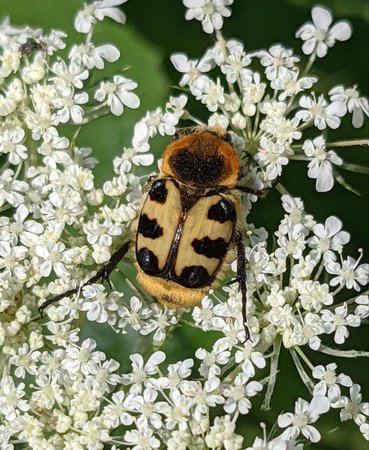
[
  {"xmin": 316, "ymin": 162, "xmax": 334, "ymax": 192},
  {"xmin": 117, "ymin": 91, "xmax": 140, "ymax": 109},
  {"xmin": 309, "ymin": 395, "xmax": 330, "ymax": 415},
  {"xmin": 352, "ymin": 107, "xmax": 364, "ymax": 128},
  {"xmin": 146, "ymin": 351, "xmax": 166, "ymax": 368},
  {"xmin": 96, "ymin": 7, "xmax": 126, "ymax": 24},
  {"xmin": 329, "ymin": 21, "xmax": 352, "ymax": 41},
  {"xmin": 238, "ymin": 398, "xmax": 251, "ymax": 414},
  {"xmin": 316, "ymin": 42, "xmax": 328, "ymax": 58},
  {"xmin": 110, "ymin": 95, "xmax": 123, "ymax": 116},
  {"xmin": 98, "ymin": 44, "xmax": 120, "ymax": 62},
  {"xmin": 325, "ymin": 216, "xmax": 342, "ymax": 237},
  {"xmin": 170, "ymin": 53, "xmax": 190, "ymax": 72},
  {"xmin": 312, "ymin": 6, "xmax": 332, "ymax": 30},
  {"xmin": 302, "ymin": 424, "xmax": 321, "ymax": 443},
  {"xmin": 183, "ymin": 0, "xmax": 204, "ymax": 7},
  {"xmin": 278, "ymin": 412, "xmax": 294, "ymax": 427}
]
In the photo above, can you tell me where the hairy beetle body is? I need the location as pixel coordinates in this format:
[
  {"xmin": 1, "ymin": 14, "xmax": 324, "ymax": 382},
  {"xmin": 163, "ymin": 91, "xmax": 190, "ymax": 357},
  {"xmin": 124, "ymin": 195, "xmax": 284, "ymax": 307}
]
[{"xmin": 135, "ymin": 127, "xmax": 244, "ymax": 308}]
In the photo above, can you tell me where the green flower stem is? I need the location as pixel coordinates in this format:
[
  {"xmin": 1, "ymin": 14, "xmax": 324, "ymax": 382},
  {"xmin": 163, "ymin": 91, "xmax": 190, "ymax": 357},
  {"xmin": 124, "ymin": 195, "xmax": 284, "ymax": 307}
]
[
  {"xmin": 261, "ymin": 336, "xmax": 282, "ymax": 411},
  {"xmin": 328, "ymin": 139, "xmax": 369, "ymax": 148},
  {"xmin": 290, "ymin": 347, "xmax": 314, "ymax": 394},
  {"xmin": 318, "ymin": 345, "xmax": 369, "ymax": 358}
]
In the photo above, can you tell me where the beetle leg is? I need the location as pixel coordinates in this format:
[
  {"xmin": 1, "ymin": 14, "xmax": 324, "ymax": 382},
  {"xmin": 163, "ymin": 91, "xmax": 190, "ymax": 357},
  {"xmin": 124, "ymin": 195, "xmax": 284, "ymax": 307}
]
[
  {"xmin": 235, "ymin": 177, "xmax": 279, "ymax": 198},
  {"xmin": 38, "ymin": 241, "xmax": 130, "ymax": 317},
  {"xmin": 234, "ymin": 231, "xmax": 251, "ymax": 341},
  {"xmin": 172, "ymin": 126, "xmax": 198, "ymax": 141}
]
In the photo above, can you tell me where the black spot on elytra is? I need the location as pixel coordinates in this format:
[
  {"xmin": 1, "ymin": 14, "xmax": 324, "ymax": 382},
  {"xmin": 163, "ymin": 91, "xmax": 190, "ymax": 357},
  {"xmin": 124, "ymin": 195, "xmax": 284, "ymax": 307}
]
[
  {"xmin": 138, "ymin": 214, "xmax": 163, "ymax": 239},
  {"xmin": 137, "ymin": 247, "xmax": 160, "ymax": 275},
  {"xmin": 192, "ymin": 236, "xmax": 229, "ymax": 259},
  {"xmin": 179, "ymin": 265, "xmax": 211, "ymax": 288},
  {"xmin": 149, "ymin": 180, "xmax": 168, "ymax": 204},
  {"xmin": 169, "ymin": 148, "xmax": 225, "ymax": 186},
  {"xmin": 208, "ymin": 199, "xmax": 236, "ymax": 223}
]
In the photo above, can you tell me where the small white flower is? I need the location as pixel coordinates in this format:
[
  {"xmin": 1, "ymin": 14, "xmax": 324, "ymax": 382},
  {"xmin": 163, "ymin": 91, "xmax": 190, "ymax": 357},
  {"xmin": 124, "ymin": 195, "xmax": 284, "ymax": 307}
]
[
  {"xmin": 308, "ymin": 216, "xmax": 350, "ymax": 261},
  {"xmin": 205, "ymin": 415, "xmax": 243, "ymax": 450},
  {"xmin": 278, "ymin": 395, "xmax": 330, "ymax": 443},
  {"xmin": 118, "ymin": 295, "xmax": 152, "ymax": 331},
  {"xmin": 327, "ymin": 254, "xmax": 369, "ymax": 291},
  {"xmin": 102, "ymin": 391, "xmax": 133, "ymax": 427},
  {"xmin": 275, "ymin": 222, "xmax": 308, "ymax": 260},
  {"xmin": 241, "ymin": 72, "xmax": 266, "ymax": 116},
  {"xmin": 257, "ymin": 44, "xmax": 299, "ymax": 80},
  {"xmin": 198, "ymin": 77, "xmax": 225, "ymax": 112},
  {"xmin": 0, "ymin": 49, "xmax": 21, "ymax": 77},
  {"xmin": 40, "ymin": 188, "xmax": 86, "ymax": 225},
  {"xmin": 0, "ymin": 376, "xmax": 30, "ymax": 421},
  {"xmin": 312, "ymin": 363, "xmax": 352, "ymax": 402},
  {"xmin": 81, "ymin": 284, "xmax": 120, "ymax": 323},
  {"xmin": 329, "ymin": 85, "xmax": 369, "ymax": 128},
  {"xmin": 121, "ymin": 351, "xmax": 166, "ymax": 394},
  {"xmin": 220, "ymin": 40, "xmax": 252, "ymax": 84},
  {"xmin": 0, "ymin": 128, "xmax": 27, "ymax": 165},
  {"xmin": 140, "ymin": 305, "xmax": 178, "ymax": 342},
  {"xmin": 53, "ymin": 88, "xmax": 88, "ymax": 124},
  {"xmin": 192, "ymin": 296, "xmax": 215, "ymax": 330},
  {"xmin": 5, "ymin": 204, "xmax": 43, "ymax": 247},
  {"xmin": 32, "ymin": 374, "xmax": 64, "ymax": 410},
  {"xmin": 223, "ymin": 373, "xmax": 263, "ymax": 414},
  {"xmin": 21, "ymin": 52, "xmax": 46, "ymax": 84},
  {"xmin": 354, "ymin": 294, "xmax": 369, "ymax": 319},
  {"xmin": 0, "ymin": 93, "xmax": 17, "ymax": 116},
  {"xmin": 336, "ymin": 384, "xmax": 369, "ymax": 427},
  {"xmin": 160, "ymin": 359, "xmax": 194, "ymax": 390},
  {"xmin": 0, "ymin": 241, "xmax": 28, "ymax": 281},
  {"xmin": 297, "ymin": 95, "xmax": 346, "ymax": 130},
  {"xmin": 50, "ymin": 59, "xmax": 89, "ymax": 90},
  {"xmin": 35, "ymin": 241, "xmax": 68, "ymax": 278},
  {"xmin": 181, "ymin": 377, "xmax": 224, "ymax": 420},
  {"xmin": 75, "ymin": 0, "xmax": 127, "ymax": 33},
  {"xmin": 254, "ymin": 136, "xmax": 291, "ymax": 180},
  {"xmin": 303, "ymin": 136, "xmax": 343, "ymax": 192},
  {"xmin": 321, "ymin": 303, "xmax": 360, "ymax": 344},
  {"xmin": 183, "ymin": 0, "xmax": 234, "ymax": 34},
  {"xmin": 271, "ymin": 70, "xmax": 317, "ymax": 100},
  {"xmin": 95, "ymin": 75, "xmax": 140, "ymax": 116},
  {"xmin": 294, "ymin": 280, "xmax": 333, "ymax": 312},
  {"xmin": 69, "ymin": 42, "xmax": 120, "ymax": 69},
  {"xmin": 170, "ymin": 51, "xmax": 213, "ymax": 91},
  {"xmin": 296, "ymin": 5, "xmax": 352, "ymax": 58},
  {"xmin": 124, "ymin": 426, "xmax": 160, "ymax": 450}
]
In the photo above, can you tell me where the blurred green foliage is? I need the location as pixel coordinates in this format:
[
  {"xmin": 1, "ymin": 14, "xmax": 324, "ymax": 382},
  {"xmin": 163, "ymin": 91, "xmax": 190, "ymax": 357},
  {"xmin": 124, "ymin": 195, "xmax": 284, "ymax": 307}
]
[{"xmin": 1, "ymin": 0, "xmax": 368, "ymax": 448}]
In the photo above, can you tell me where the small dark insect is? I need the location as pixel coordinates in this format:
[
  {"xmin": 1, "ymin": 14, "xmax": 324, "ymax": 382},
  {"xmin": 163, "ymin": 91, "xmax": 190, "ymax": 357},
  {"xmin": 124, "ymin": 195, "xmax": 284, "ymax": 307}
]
[
  {"xmin": 20, "ymin": 39, "xmax": 44, "ymax": 56},
  {"xmin": 40, "ymin": 127, "xmax": 269, "ymax": 340}
]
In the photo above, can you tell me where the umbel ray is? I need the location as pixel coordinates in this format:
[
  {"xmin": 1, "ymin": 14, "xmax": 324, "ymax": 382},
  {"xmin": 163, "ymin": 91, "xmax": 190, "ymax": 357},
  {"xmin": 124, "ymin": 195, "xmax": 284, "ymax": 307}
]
[{"xmin": 39, "ymin": 126, "xmax": 272, "ymax": 341}]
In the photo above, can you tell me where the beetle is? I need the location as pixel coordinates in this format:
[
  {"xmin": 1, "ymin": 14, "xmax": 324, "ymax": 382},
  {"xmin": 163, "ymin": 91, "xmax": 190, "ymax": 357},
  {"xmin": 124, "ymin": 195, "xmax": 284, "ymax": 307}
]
[{"xmin": 40, "ymin": 126, "xmax": 261, "ymax": 340}]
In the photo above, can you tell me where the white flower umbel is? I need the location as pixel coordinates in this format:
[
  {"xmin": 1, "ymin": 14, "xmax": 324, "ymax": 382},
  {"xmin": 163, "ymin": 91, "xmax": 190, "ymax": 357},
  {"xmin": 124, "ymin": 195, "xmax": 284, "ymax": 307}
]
[{"xmin": 1, "ymin": 2, "xmax": 368, "ymax": 449}]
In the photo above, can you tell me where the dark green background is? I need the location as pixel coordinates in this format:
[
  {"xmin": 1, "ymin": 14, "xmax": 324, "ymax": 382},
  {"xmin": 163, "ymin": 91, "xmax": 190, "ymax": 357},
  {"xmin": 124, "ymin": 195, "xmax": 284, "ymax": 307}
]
[{"xmin": 1, "ymin": 1, "xmax": 368, "ymax": 448}]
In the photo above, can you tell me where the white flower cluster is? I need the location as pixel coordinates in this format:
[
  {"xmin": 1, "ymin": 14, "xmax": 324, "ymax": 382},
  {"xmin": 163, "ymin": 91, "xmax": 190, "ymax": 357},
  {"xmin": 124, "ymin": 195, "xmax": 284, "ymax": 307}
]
[
  {"xmin": 0, "ymin": 1, "xmax": 368, "ymax": 449},
  {"xmin": 175, "ymin": 4, "xmax": 368, "ymax": 193}
]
